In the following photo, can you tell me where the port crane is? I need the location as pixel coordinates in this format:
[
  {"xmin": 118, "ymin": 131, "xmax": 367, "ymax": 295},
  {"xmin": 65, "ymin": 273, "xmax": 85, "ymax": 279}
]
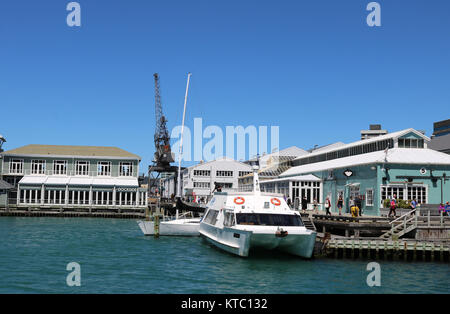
[{"xmin": 148, "ymin": 73, "xmax": 178, "ymax": 197}]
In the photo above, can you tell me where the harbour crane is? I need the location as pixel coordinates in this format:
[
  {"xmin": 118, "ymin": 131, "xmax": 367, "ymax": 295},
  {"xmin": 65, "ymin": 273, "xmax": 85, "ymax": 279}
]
[
  {"xmin": 152, "ymin": 73, "xmax": 175, "ymax": 172},
  {"xmin": 147, "ymin": 73, "xmax": 195, "ymax": 218}
]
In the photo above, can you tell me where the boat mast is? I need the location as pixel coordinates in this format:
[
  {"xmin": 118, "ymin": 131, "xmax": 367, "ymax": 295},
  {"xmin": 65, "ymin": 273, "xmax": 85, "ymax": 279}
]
[{"xmin": 177, "ymin": 72, "xmax": 192, "ymax": 199}]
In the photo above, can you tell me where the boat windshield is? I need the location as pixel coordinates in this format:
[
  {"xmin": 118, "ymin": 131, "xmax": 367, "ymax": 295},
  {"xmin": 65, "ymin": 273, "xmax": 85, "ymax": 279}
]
[{"xmin": 236, "ymin": 213, "xmax": 304, "ymax": 226}]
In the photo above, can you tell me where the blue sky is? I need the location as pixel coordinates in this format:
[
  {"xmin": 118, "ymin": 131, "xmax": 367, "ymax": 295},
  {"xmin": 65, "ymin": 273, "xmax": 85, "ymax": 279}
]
[{"xmin": 1, "ymin": 0, "xmax": 449, "ymax": 171}]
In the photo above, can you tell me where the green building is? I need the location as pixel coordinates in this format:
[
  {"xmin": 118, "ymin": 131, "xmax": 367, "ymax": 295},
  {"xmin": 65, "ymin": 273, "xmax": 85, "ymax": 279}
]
[
  {"xmin": 261, "ymin": 128, "xmax": 450, "ymax": 216},
  {"xmin": 0, "ymin": 144, "xmax": 148, "ymax": 210}
]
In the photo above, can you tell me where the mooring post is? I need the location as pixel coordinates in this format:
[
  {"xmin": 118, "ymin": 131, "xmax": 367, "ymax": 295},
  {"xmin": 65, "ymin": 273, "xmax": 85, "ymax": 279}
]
[
  {"xmin": 413, "ymin": 244, "xmax": 417, "ymax": 261},
  {"xmin": 145, "ymin": 206, "xmax": 150, "ymax": 221},
  {"xmin": 431, "ymin": 243, "xmax": 435, "ymax": 262},
  {"xmin": 375, "ymin": 241, "xmax": 380, "ymax": 260},
  {"xmin": 154, "ymin": 214, "xmax": 160, "ymax": 237}
]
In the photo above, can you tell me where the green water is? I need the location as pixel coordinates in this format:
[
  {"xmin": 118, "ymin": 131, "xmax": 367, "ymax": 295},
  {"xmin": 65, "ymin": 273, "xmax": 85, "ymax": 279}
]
[{"xmin": 0, "ymin": 217, "xmax": 448, "ymax": 294}]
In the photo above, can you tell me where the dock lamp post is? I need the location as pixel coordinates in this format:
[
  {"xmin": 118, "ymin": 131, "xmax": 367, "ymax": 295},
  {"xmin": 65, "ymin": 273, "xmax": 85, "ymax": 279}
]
[
  {"xmin": 0, "ymin": 134, "xmax": 6, "ymax": 152},
  {"xmin": 441, "ymin": 173, "xmax": 447, "ymax": 205},
  {"xmin": 0, "ymin": 135, "xmax": 5, "ymax": 181}
]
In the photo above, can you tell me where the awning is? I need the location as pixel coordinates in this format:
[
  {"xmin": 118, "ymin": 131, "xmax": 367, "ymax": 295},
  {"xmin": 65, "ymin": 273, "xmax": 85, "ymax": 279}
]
[
  {"xmin": 19, "ymin": 176, "xmax": 47, "ymax": 185},
  {"xmin": 260, "ymin": 174, "xmax": 321, "ymax": 184},
  {"xmin": 19, "ymin": 175, "xmax": 139, "ymax": 188}
]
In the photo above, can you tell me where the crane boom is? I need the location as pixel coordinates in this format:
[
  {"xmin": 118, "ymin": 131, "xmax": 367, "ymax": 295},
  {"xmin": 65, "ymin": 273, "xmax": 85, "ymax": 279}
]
[{"xmin": 153, "ymin": 73, "xmax": 174, "ymax": 169}]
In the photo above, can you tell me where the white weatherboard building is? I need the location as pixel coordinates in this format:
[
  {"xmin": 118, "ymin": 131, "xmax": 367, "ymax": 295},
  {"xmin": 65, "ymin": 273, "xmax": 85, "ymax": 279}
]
[
  {"xmin": 0, "ymin": 144, "xmax": 148, "ymax": 210},
  {"xmin": 239, "ymin": 146, "xmax": 308, "ymax": 191},
  {"xmin": 161, "ymin": 157, "xmax": 253, "ymax": 201}
]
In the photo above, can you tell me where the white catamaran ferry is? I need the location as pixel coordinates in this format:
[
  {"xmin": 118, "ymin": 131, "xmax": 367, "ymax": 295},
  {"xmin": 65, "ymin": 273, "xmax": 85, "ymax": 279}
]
[{"xmin": 199, "ymin": 166, "xmax": 317, "ymax": 258}]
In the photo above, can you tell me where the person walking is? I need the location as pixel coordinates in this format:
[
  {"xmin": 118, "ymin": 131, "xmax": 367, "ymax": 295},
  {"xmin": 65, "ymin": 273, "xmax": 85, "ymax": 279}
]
[
  {"xmin": 355, "ymin": 196, "xmax": 362, "ymax": 216},
  {"xmin": 325, "ymin": 196, "xmax": 332, "ymax": 216},
  {"xmin": 313, "ymin": 198, "xmax": 318, "ymax": 214},
  {"xmin": 439, "ymin": 203, "xmax": 445, "ymax": 215},
  {"xmin": 301, "ymin": 196, "xmax": 308, "ymax": 213},
  {"xmin": 337, "ymin": 195, "xmax": 344, "ymax": 216},
  {"xmin": 350, "ymin": 197, "xmax": 357, "ymax": 217},
  {"xmin": 410, "ymin": 198, "xmax": 418, "ymax": 216},
  {"xmin": 388, "ymin": 194, "xmax": 397, "ymax": 218}
]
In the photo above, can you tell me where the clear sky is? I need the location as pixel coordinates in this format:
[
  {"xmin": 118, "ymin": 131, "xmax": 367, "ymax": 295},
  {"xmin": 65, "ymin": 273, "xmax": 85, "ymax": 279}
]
[{"xmin": 1, "ymin": 0, "xmax": 449, "ymax": 172}]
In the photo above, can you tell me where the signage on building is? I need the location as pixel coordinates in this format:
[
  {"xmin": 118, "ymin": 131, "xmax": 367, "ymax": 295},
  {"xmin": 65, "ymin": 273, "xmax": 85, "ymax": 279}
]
[
  {"xmin": 117, "ymin": 188, "xmax": 137, "ymax": 192},
  {"xmin": 343, "ymin": 169, "xmax": 353, "ymax": 177}
]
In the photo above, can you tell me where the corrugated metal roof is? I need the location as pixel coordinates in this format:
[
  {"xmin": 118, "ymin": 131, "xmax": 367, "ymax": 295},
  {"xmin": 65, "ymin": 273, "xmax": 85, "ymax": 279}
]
[
  {"xmin": 281, "ymin": 148, "xmax": 450, "ymax": 177},
  {"xmin": 2, "ymin": 144, "xmax": 141, "ymax": 160},
  {"xmin": 0, "ymin": 179, "xmax": 13, "ymax": 190},
  {"xmin": 294, "ymin": 128, "xmax": 430, "ymax": 161},
  {"xmin": 429, "ymin": 134, "xmax": 450, "ymax": 152}
]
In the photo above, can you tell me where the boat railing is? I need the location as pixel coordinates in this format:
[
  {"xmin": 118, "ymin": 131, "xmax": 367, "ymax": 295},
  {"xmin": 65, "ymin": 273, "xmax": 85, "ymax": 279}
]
[{"xmin": 162, "ymin": 211, "xmax": 196, "ymax": 221}]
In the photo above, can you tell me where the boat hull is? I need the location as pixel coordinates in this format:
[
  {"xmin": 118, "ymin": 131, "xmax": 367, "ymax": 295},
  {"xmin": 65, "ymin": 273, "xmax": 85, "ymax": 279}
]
[
  {"xmin": 199, "ymin": 223, "xmax": 316, "ymax": 258},
  {"xmin": 200, "ymin": 224, "xmax": 252, "ymax": 257},
  {"xmin": 249, "ymin": 231, "xmax": 317, "ymax": 258},
  {"xmin": 137, "ymin": 219, "xmax": 200, "ymax": 236}
]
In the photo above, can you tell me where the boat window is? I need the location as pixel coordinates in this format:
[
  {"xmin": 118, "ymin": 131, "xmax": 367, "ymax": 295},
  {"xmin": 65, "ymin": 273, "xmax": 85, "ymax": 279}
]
[
  {"xmin": 236, "ymin": 214, "xmax": 304, "ymax": 226},
  {"xmin": 203, "ymin": 209, "xmax": 219, "ymax": 225},
  {"xmin": 264, "ymin": 202, "xmax": 270, "ymax": 208},
  {"xmin": 223, "ymin": 211, "xmax": 235, "ymax": 227}
]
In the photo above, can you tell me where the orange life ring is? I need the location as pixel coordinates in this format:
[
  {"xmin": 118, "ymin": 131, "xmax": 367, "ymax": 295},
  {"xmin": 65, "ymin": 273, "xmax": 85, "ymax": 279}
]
[
  {"xmin": 234, "ymin": 197, "xmax": 245, "ymax": 205},
  {"xmin": 271, "ymin": 198, "xmax": 281, "ymax": 206}
]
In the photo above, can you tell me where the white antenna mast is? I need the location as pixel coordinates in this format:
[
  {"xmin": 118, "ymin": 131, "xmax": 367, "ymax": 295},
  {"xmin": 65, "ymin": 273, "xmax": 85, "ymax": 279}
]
[{"xmin": 177, "ymin": 72, "xmax": 192, "ymax": 198}]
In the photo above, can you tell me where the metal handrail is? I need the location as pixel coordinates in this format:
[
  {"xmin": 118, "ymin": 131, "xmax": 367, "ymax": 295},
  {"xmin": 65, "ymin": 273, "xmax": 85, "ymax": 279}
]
[{"xmin": 389, "ymin": 208, "xmax": 418, "ymax": 225}]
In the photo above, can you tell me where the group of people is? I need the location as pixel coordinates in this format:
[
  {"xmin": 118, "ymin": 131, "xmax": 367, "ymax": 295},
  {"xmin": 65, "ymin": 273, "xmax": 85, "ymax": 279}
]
[
  {"xmin": 286, "ymin": 194, "xmax": 355, "ymax": 217},
  {"xmin": 388, "ymin": 195, "xmax": 450, "ymax": 217},
  {"xmin": 388, "ymin": 193, "xmax": 420, "ymax": 217},
  {"xmin": 439, "ymin": 202, "xmax": 450, "ymax": 216}
]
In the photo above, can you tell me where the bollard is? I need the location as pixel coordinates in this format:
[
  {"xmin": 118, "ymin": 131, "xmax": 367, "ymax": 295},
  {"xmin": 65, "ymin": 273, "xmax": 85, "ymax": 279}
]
[
  {"xmin": 154, "ymin": 214, "xmax": 160, "ymax": 238},
  {"xmin": 145, "ymin": 207, "xmax": 150, "ymax": 221}
]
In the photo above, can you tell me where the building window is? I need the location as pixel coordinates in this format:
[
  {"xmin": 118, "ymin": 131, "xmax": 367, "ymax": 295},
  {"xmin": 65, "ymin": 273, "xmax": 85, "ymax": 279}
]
[
  {"xmin": 119, "ymin": 162, "xmax": 133, "ymax": 177},
  {"xmin": 53, "ymin": 160, "xmax": 67, "ymax": 175},
  {"xmin": 381, "ymin": 186, "xmax": 404, "ymax": 201},
  {"xmin": 97, "ymin": 161, "xmax": 111, "ymax": 176},
  {"xmin": 193, "ymin": 181, "xmax": 210, "ymax": 189},
  {"xmin": 398, "ymin": 138, "xmax": 424, "ymax": 149},
  {"xmin": 9, "ymin": 159, "xmax": 24, "ymax": 174},
  {"xmin": 216, "ymin": 170, "xmax": 233, "ymax": 177},
  {"xmin": 366, "ymin": 189, "xmax": 374, "ymax": 206},
  {"xmin": 193, "ymin": 170, "xmax": 210, "ymax": 177},
  {"xmin": 382, "ymin": 185, "xmax": 426, "ymax": 204},
  {"xmin": 407, "ymin": 186, "xmax": 427, "ymax": 204},
  {"xmin": 238, "ymin": 171, "xmax": 252, "ymax": 177},
  {"xmin": 75, "ymin": 161, "xmax": 89, "ymax": 176},
  {"xmin": 349, "ymin": 185, "xmax": 360, "ymax": 202},
  {"xmin": 31, "ymin": 160, "xmax": 46, "ymax": 175}
]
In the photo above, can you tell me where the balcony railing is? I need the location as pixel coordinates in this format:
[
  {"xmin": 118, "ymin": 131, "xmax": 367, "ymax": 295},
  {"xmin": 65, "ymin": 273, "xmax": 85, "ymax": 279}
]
[{"xmin": 2, "ymin": 169, "xmax": 136, "ymax": 178}]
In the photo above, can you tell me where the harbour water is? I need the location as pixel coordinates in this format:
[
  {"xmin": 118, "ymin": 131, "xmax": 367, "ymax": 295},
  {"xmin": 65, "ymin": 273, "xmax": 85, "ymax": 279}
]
[{"xmin": 0, "ymin": 217, "xmax": 448, "ymax": 294}]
